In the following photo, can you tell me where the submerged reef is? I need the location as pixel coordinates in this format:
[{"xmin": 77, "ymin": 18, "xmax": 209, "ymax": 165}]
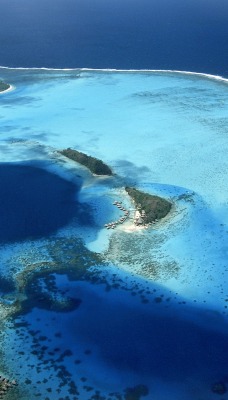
[
  {"xmin": 105, "ymin": 230, "xmax": 179, "ymax": 281},
  {"xmin": 124, "ymin": 384, "xmax": 149, "ymax": 400},
  {"xmin": 0, "ymin": 236, "xmax": 107, "ymax": 321},
  {"xmin": 0, "ymin": 81, "xmax": 10, "ymax": 92},
  {"xmin": 13, "ymin": 236, "xmax": 106, "ymax": 315},
  {"xmin": 0, "ymin": 376, "xmax": 18, "ymax": 398},
  {"xmin": 125, "ymin": 187, "xmax": 171, "ymax": 224},
  {"xmin": 211, "ymin": 381, "xmax": 227, "ymax": 395},
  {"xmin": 59, "ymin": 148, "xmax": 113, "ymax": 176}
]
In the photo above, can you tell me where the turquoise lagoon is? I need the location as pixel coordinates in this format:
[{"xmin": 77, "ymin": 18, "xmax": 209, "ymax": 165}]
[{"xmin": 0, "ymin": 68, "xmax": 227, "ymax": 399}]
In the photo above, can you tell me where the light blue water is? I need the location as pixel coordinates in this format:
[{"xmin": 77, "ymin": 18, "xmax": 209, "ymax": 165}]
[{"xmin": 0, "ymin": 69, "xmax": 228, "ymax": 399}]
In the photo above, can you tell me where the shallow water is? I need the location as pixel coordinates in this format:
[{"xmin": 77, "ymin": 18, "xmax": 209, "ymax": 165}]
[{"xmin": 0, "ymin": 69, "xmax": 227, "ymax": 399}]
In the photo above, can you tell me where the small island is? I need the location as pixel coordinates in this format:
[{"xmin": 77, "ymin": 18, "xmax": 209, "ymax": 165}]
[
  {"xmin": 0, "ymin": 81, "xmax": 10, "ymax": 93},
  {"xmin": 59, "ymin": 148, "xmax": 113, "ymax": 176},
  {"xmin": 125, "ymin": 186, "xmax": 171, "ymax": 225},
  {"xmin": 59, "ymin": 148, "xmax": 172, "ymax": 230}
]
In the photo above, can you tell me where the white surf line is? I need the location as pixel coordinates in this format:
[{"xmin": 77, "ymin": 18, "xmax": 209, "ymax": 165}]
[
  {"xmin": 81, "ymin": 68, "xmax": 228, "ymax": 84},
  {"xmin": 0, "ymin": 66, "xmax": 228, "ymax": 84},
  {"xmin": 0, "ymin": 65, "xmax": 228, "ymax": 87}
]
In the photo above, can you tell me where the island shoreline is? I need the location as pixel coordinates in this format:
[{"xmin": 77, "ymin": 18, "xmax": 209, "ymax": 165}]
[{"xmin": 0, "ymin": 84, "xmax": 15, "ymax": 94}]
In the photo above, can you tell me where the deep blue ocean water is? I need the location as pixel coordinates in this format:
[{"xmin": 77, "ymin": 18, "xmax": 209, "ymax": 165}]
[
  {"xmin": 0, "ymin": 163, "xmax": 90, "ymax": 243},
  {"xmin": 0, "ymin": 0, "xmax": 227, "ymax": 76}
]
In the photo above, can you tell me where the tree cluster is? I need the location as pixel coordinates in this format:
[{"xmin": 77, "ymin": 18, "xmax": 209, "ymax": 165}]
[
  {"xmin": 59, "ymin": 148, "xmax": 113, "ymax": 176},
  {"xmin": 125, "ymin": 187, "xmax": 171, "ymax": 223}
]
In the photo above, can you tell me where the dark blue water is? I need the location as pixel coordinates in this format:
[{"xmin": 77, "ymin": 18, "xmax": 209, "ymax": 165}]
[
  {"xmin": 74, "ymin": 283, "xmax": 228, "ymax": 379},
  {"xmin": 0, "ymin": 163, "xmax": 91, "ymax": 243},
  {"xmin": 0, "ymin": 0, "xmax": 227, "ymax": 76},
  {"xmin": 19, "ymin": 276, "xmax": 228, "ymax": 398}
]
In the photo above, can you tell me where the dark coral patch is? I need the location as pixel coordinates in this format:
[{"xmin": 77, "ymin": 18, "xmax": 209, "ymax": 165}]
[
  {"xmin": 211, "ymin": 381, "xmax": 227, "ymax": 395},
  {"xmin": 124, "ymin": 384, "xmax": 149, "ymax": 400}
]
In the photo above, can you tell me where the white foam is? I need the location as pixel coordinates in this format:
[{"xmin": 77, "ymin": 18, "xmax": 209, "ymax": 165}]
[{"xmin": 0, "ymin": 65, "xmax": 227, "ymax": 84}]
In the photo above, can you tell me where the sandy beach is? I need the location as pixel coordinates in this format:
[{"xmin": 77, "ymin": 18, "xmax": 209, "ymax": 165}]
[
  {"xmin": 117, "ymin": 210, "xmax": 148, "ymax": 233},
  {"xmin": 120, "ymin": 222, "xmax": 146, "ymax": 233}
]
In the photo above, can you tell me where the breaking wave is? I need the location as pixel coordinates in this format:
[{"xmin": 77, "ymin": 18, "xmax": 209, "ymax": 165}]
[{"xmin": 0, "ymin": 66, "xmax": 228, "ymax": 84}]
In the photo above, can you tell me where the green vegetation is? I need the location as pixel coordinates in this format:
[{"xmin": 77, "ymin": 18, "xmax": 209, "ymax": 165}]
[
  {"xmin": 125, "ymin": 186, "xmax": 171, "ymax": 223},
  {"xmin": 0, "ymin": 81, "xmax": 10, "ymax": 92},
  {"xmin": 59, "ymin": 148, "xmax": 113, "ymax": 176}
]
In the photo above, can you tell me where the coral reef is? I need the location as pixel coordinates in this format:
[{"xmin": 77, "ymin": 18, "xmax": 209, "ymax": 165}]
[{"xmin": 211, "ymin": 381, "xmax": 227, "ymax": 395}]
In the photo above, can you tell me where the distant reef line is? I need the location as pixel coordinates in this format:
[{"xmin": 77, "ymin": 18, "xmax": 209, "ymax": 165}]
[{"xmin": 0, "ymin": 66, "xmax": 227, "ymax": 83}]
